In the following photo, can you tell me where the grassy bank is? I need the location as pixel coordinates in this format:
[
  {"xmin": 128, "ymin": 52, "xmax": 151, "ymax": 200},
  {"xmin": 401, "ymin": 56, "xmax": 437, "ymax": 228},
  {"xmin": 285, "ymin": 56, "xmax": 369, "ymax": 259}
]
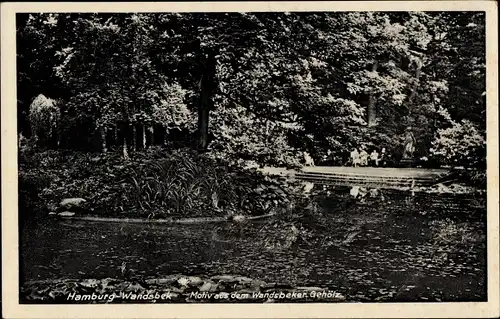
[{"xmin": 19, "ymin": 147, "xmax": 303, "ymax": 221}]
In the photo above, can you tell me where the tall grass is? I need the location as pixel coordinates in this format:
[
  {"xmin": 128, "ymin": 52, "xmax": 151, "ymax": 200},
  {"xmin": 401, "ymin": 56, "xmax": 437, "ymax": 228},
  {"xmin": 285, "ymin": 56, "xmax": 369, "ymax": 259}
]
[
  {"xmin": 126, "ymin": 149, "xmax": 301, "ymax": 217},
  {"xmin": 123, "ymin": 149, "xmax": 237, "ymax": 217}
]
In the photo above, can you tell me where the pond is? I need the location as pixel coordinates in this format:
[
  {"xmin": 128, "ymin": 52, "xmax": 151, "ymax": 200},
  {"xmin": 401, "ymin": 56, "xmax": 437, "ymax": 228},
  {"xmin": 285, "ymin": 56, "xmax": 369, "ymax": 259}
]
[{"xmin": 20, "ymin": 188, "xmax": 487, "ymax": 302}]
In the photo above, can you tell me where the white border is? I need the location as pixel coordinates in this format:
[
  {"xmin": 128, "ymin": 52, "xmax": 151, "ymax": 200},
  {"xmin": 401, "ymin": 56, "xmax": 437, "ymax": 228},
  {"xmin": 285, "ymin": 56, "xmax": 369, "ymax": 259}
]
[{"xmin": 2, "ymin": 2, "xmax": 498, "ymax": 318}]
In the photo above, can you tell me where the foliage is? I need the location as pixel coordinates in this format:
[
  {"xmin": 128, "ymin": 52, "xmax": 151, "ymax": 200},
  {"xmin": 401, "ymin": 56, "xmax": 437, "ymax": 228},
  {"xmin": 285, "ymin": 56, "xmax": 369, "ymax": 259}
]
[
  {"xmin": 429, "ymin": 218, "xmax": 484, "ymax": 251},
  {"xmin": 209, "ymin": 104, "xmax": 303, "ymax": 167},
  {"xmin": 28, "ymin": 94, "xmax": 61, "ymax": 147},
  {"xmin": 451, "ymin": 169, "xmax": 487, "ymax": 189},
  {"xmin": 430, "ymin": 119, "xmax": 485, "ymax": 167},
  {"xmin": 17, "ymin": 12, "xmax": 486, "ymax": 167},
  {"xmin": 150, "ymin": 83, "xmax": 196, "ymax": 132},
  {"xmin": 18, "ymin": 171, "xmax": 52, "ymax": 220},
  {"xmin": 20, "ymin": 148, "xmax": 302, "ymax": 218}
]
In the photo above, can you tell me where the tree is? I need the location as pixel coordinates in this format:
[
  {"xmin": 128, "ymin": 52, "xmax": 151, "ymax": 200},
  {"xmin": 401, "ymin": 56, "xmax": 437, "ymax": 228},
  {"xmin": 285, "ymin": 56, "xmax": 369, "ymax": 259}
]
[{"xmin": 17, "ymin": 12, "xmax": 486, "ymax": 168}]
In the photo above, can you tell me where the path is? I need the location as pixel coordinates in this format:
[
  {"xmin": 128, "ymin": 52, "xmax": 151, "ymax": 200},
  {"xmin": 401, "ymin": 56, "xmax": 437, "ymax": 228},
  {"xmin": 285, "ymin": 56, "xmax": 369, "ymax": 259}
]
[{"xmin": 258, "ymin": 166, "xmax": 452, "ymax": 188}]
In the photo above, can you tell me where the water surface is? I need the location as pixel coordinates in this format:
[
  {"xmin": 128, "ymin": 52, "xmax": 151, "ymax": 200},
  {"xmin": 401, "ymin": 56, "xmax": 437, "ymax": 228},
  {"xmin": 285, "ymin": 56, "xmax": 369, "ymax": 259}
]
[{"xmin": 20, "ymin": 189, "xmax": 487, "ymax": 302}]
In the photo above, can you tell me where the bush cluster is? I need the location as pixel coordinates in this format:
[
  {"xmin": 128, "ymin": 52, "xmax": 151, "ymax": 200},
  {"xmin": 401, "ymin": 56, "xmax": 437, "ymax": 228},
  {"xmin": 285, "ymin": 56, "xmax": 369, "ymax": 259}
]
[{"xmin": 18, "ymin": 145, "xmax": 302, "ymax": 219}]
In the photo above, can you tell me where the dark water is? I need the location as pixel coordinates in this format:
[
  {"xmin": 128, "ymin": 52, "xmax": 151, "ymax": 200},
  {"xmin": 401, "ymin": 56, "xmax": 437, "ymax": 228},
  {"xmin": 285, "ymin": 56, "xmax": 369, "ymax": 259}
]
[{"xmin": 20, "ymin": 189, "xmax": 487, "ymax": 302}]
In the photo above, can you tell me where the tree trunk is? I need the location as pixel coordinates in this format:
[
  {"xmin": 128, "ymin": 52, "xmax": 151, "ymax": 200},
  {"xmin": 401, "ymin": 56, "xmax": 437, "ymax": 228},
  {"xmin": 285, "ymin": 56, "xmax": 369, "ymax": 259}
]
[
  {"xmin": 148, "ymin": 125, "xmax": 154, "ymax": 148},
  {"xmin": 367, "ymin": 61, "xmax": 379, "ymax": 127},
  {"xmin": 197, "ymin": 47, "xmax": 217, "ymax": 151},
  {"xmin": 407, "ymin": 57, "xmax": 423, "ymax": 116},
  {"xmin": 142, "ymin": 124, "xmax": 147, "ymax": 149},
  {"xmin": 123, "ymin": 125, "xmax": 129, "ymax": 160},
  {"xmin": 100, "ymin": 126, "xmax": 108, "ymax": 153},
  {"xmin": 123, "ymin": 139, "xmax": 129, "ymax": 160},
  {"xmin": 163, "ymin": 127, "xmax": 168, "ymax": 145},
  {"xmin": 114, "ymin": 124, "xmax": 119, "ymax": 147},
  {"xmin": 132, "ymin": 124, "xmax": 137, "ymax": 151}
]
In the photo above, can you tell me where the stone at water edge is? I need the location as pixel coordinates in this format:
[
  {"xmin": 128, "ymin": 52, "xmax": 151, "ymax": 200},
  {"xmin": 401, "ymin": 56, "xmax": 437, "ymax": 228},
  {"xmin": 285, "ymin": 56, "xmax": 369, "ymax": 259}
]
[
  {"xmin": 211, "ymin": 275, "xmax": 237, "ymax": 282},
  {"xmin": 231, "ymin": 215, "xmax": 246, "ymax": 223},
  {"xmin": 436, "ymin": 183, "xmax": 451, "ymax": 193},
  {"xmin": 199, "ymin": 281, "xmax": 218, "ymax": 292},
  {"xmin": 79, "ymin": 279, "xmax": 99, "ymax": 288},
  {"xmin": 235, "ymin": 276, "xmax": 255, "ymax": 284},
  {"xmin": 187, "ymin": 276, "xmax": 204, "ymax": 286},
  {"xmin": 59, "ymin": 198, "xmax": 87, "ymax": 211},
  {"xmin": 350, "ymin": 186, "xmax": 360, "ymax": 198},
  {"xmin": 58, "ymin": 211, "xmax": 76, "ymax": 217},
  {"xmin": 145, "ymin": 277, "xmax": 177, "ymax": 285},
  {"xmin": 249, "ymin": 279, "xmax": 267, "ymax": 288}
]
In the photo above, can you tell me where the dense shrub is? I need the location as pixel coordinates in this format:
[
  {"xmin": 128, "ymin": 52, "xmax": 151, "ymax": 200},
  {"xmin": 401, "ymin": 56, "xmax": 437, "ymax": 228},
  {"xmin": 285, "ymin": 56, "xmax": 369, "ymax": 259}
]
[
  {"xmin": 18, "ymin": 171, "xmax": 52, "ymax": 220},
  {"xmin": 18, "ymin": 147, "xmax": 303, "ymax": 219},
  {"xmin": 28, "ymin": 94, "xmax": 61, "ymax": 148},
  {"xmin": 452, "ymin": 168, "xmax": 487, "ymax": 189},
  {"xmin": 430, "ymin": 119, "xmax": 485, "ymax": 168}
]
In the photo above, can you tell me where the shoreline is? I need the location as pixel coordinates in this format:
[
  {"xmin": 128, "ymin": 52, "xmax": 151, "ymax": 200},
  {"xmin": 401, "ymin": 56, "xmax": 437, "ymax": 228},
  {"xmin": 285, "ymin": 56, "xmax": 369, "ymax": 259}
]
[{"xmin": 54, "ymin": 212, "xmax": 277, "ymax": 224}]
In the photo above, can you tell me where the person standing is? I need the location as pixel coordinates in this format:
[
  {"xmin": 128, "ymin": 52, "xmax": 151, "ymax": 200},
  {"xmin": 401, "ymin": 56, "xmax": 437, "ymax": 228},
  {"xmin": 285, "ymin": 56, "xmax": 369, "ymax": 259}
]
[
  {"xmin": 359, "ymin": 147, "xmax": 369, "ymax": 166},
  {"xmin": 303, "ymin": 151, "xmax": 315, "ymax": 167},
  {"xmin": 380, "ymin": 148, "xmax": 386, "ymax": 167},
  {"xmin": 350, "ymin": 148, "xmax": 360, "ymax": 167},
  {"xmin": 370, "ymin": 149, "xmax": 380, "ymax": 166}
]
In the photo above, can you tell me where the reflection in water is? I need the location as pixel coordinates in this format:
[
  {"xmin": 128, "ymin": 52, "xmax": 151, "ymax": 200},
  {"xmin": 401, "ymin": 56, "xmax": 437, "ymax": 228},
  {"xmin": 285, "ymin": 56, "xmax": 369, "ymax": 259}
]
[
  {"xmin": 20, "ymin": 189, "xmax": 486, "ymax": 302},
  {"xmin": 350, "ymin": 186, "xmax": 360, "ymax": 198}
]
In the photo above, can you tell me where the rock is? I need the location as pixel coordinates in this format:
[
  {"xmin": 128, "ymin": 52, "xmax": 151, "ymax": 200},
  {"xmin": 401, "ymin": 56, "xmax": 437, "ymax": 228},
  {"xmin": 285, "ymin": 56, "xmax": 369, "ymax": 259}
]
[
  {"xmin": 187, "ymin": 276, "xmax": 204, "ymax": 286},
  {"xmin": 79, "ymin": 279, "xmax": 99, "ymax": 288},
  {"xmin": 260, "ymin": 283, "xmax": 276, "ymax": 290},
  {"xmin": 126, "ymin": 282, "xmax": 145, "ymax": 291},
  {"xmin": 231, "ymin": 215, "xmax": 246, "ymax": 223},
  {"xmin": 59, "ymin": 198, "xmax": 86, "ymax": 211},
  {"xmin": 236, "ymin": 276, "xmax": 254, "ymax": 284},
  {"xmin": 145, "ymin": 278, "xmax": 177, "ymax": 285},
  {"xmin": 350, "ymin": 186, "xmax": 360, "ymax": 198},
  {"xmin": 211, "ymin": 275, "xmax": 237, "ymax": 283},
  {"xmin": 436, "ymin": 183, "xmax": 450, "ymax": 193},
  {"xmin": 250, "ymin": 279, "xmax": 266, "ymax": 288},
  {"xmin": 58, "ymin": 211, "xmax": 75, "ymax": 217},
  {"xmin": 48, "ymin": 212, "xmax": 57, "ymax": 216},
  {"xmin": 199, "ymin": 281, "xmax": 218, "ymax": 292}
]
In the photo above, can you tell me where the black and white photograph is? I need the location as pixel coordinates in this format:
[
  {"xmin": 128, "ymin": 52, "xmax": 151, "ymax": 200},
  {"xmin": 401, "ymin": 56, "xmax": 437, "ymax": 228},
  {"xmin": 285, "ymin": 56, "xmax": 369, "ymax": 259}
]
[{"xmin": 1, "ymin": 1, "xmax": 499, "ymax": 318}]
